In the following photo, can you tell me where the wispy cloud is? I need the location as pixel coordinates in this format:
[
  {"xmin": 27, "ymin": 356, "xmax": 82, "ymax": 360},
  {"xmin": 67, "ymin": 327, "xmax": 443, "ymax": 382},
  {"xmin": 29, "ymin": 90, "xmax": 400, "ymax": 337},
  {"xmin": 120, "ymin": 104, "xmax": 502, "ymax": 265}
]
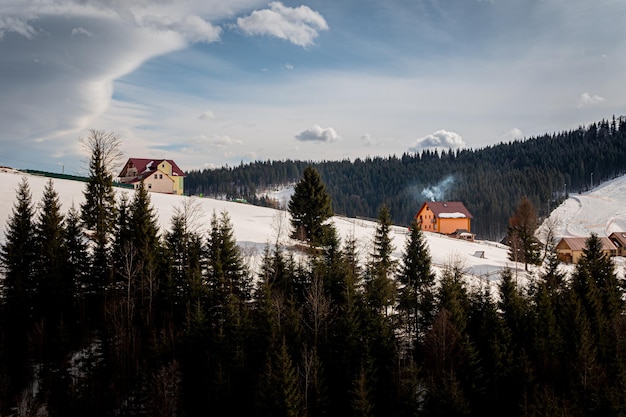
[
  {"xmin": 190, "ymin": 134, "xmax": 243, "ymax": 148},
  {"xmin": 199, "ymin": 110, "xmax": 216, "ymax": 120},
  {"xmin": 237, "ymin": 2, "xmax": 328, "ymax": 47},
  {"xmin": 409, "ymin": 130, "xmax": 466, "ymax": 151},
  {"xmin": 295, "ymin": 125, "xmax": 340, "ymax": 142},
  {"xmin": 577, "ymin": 92, "xmax": 606, "ymax": 108},
  {"xmin": 138, "ymin": 14, "xmax": 221, "ymax": 43},
  {"xmin": 501, "ymin": 128, "xmax": 524, "ymax": 142},
  {"xmin": 0, "ymin": 16, "xmax": 37, "ymax": 39},
  {"xmin": 71, "ymin": 27, "xmax": 93, "ymax": 37}
]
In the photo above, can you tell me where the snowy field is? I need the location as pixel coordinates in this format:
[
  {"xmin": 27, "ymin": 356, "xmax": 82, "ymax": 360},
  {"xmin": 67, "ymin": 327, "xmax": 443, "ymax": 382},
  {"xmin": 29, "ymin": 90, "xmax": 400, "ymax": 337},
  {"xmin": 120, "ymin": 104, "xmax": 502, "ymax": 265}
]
[{"xmin": 1, "ymin": 169, "xmax": 625, "ymax": 285}]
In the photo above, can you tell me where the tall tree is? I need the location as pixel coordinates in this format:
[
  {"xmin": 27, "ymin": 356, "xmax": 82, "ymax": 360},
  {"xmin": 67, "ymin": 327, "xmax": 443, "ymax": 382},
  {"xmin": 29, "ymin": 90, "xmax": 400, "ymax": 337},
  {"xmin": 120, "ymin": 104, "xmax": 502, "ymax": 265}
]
[
  {"xmin": 288, "ymin": 165, "xmax": 333, "ymax": 246},
  {"xmin": 33, "ymin": 180, "xmax": 74, "ymax": 358},
  {"xmin": 0, "ymin": 177, "xmax": 36, "ymax": 396},
  {"xmin": 506, "ymin": 197, "xmax": 541, "ymax": 271},
  {"xmin": 397, "ymin": 220, "xmax": 436, "ymax": 349},
  {"xmin": 365, "ymin": 204, "xmax": 397, "ymax": 314},
  {"xmin": 80, "ymin": 129, "xmax": 123, "ymax": 293}
]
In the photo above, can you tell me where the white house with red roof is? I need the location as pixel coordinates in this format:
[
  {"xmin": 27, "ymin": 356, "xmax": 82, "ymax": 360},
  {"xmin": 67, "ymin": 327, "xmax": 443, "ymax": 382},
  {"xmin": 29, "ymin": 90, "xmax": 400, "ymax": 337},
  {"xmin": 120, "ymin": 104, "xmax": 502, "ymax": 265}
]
[{"xmin": 118, "ymin": 158, "xmax": 185, "ymax": 195}]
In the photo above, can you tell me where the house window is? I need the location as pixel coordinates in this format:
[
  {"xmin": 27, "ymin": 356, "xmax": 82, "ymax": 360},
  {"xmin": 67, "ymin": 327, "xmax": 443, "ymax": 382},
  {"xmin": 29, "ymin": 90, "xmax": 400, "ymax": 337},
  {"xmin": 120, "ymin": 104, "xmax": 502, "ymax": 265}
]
[
  {"xmin": 148, "ymin": 184, "xmax": 152, "ymax": 189},
  {"xmin": 159, "ymin": 174, "xmax": 163, "ymax": 179}
]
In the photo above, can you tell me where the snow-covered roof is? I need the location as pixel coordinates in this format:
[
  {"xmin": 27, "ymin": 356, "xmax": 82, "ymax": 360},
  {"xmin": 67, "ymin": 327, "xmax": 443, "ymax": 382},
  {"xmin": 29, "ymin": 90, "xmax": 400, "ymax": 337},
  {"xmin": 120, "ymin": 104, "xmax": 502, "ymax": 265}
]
[{"xmin": 439, "ymin": 212, "xmax": 467, "ymax": 218}]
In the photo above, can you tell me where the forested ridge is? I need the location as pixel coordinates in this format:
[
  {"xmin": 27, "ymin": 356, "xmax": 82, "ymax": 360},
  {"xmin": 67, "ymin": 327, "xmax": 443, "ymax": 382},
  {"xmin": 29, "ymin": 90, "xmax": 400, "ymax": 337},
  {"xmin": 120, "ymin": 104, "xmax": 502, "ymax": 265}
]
[{"xmin": 185, "ymin": 115, "xmax": 626, "ymax": 240}]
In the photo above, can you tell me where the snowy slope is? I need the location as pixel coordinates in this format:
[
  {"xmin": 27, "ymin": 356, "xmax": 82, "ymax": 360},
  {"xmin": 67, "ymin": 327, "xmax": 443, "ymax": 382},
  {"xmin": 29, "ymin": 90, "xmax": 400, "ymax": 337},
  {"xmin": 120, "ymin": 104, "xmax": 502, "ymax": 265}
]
[{"xmin": 6, "ymin": 169, "xmax": 626, "ymax": 284}]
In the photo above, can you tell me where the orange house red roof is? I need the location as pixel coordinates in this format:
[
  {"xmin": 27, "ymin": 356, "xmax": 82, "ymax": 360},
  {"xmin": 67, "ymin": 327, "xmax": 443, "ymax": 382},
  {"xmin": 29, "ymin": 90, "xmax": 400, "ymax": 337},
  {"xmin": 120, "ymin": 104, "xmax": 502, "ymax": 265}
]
[{"xmin": 418, "ymin": 201, "xmax": 473, "ymax": 219}]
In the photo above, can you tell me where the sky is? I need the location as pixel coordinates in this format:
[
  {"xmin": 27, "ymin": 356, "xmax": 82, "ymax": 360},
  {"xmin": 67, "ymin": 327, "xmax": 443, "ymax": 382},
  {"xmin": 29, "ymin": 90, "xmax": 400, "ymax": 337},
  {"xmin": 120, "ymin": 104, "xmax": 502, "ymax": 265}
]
[{"xmin": 1, "ymin": 0, "xmax": 626, "ymax": 175}]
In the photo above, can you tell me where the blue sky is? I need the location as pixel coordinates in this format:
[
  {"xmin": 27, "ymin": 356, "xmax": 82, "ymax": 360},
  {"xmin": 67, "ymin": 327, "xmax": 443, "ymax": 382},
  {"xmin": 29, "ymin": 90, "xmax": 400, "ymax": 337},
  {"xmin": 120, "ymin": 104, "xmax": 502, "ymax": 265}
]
[{"xmin": 1, "ymin": 0, "xmax": 625, "ymax": 175}]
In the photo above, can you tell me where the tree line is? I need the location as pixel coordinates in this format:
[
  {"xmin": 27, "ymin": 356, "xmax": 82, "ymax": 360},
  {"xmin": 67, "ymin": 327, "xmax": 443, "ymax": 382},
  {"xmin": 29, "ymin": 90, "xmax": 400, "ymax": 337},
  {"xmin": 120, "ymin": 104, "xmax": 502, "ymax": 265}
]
[
  {"xmin": 2, "ymin": 131, "xmax": 626, "ymax": 416},
  {"xmin": 185, "ymin": 115, "xmax": 626, "ymax": 240}
]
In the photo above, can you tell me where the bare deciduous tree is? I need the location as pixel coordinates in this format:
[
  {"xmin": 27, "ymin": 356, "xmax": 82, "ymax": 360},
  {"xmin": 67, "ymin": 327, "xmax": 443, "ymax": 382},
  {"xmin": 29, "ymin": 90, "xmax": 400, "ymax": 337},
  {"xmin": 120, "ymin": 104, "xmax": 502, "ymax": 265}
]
[{"xmin": 79, "ymin": 129, "xmax": 125, "ymax": 177}]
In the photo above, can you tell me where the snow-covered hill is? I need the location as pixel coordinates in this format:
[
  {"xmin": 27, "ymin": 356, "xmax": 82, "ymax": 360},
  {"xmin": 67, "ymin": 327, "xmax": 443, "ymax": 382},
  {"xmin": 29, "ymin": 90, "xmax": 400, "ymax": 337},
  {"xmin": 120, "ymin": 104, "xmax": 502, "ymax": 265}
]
[{"xmin": 2, "ymin": 169, "xmax": 625, "ymax": 284}]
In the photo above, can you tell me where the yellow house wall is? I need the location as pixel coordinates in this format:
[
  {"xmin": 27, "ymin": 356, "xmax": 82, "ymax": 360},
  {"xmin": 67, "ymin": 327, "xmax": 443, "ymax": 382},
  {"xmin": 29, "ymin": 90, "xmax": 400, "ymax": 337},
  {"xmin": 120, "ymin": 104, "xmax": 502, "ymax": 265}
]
[
  {"xmin": 138, "ymin": 171, "xmax": 175, "ymax": 194},
  {"xmin": 157, "ymin": 160, "xmax": 173, "ymax": 176},
  {"xmin": 172, "ymin": 176, "xmax": 184, "ymax": 195},
  {"xmin": 436, "ymin": 218, "xmax": 471, "ymax": 235}
]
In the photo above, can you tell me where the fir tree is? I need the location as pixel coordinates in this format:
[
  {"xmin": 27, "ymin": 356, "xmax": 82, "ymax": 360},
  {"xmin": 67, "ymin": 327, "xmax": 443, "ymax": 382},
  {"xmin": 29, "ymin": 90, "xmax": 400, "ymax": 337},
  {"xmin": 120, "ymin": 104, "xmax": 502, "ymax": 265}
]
[
  {"xmin": 365, "ymin": 204, "xmax": 397, "ymax": 315},
  {"xmin": 80, "ymin": 130, "xmax": 121, "ymax": 294},
  {"xmin": 33, "ymin": 179, "xmax": 73, "ymax": 360},
  {"xmin": 397, "ymin": 220, "xmax": 436, "ymax": 348},
  {"xmin": 0, "ymin": 177, "xmax": 35, "ymax": 396},
  {"xmin": 288, "ymin": 165, "xmax": 333, "ymax": 246}
]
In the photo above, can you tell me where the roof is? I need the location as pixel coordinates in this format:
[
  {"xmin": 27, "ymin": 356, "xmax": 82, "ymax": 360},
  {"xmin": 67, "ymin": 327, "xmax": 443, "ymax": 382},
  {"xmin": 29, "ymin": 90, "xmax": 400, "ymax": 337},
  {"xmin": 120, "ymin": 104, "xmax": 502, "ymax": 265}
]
[
  {"xmin": 609, "ymin": 232, "xmax": 626, "ymax": 247},
  {"xmin": 418, "ymin": 201, "xmax": 473, "ymax": 219},
  {"xmin": 120, "ymin": 158, "xmax": 185, "ymax": 178},
  {"xmin": 557, "ymin": 237, "xmax": 617, "ymax": 252}
]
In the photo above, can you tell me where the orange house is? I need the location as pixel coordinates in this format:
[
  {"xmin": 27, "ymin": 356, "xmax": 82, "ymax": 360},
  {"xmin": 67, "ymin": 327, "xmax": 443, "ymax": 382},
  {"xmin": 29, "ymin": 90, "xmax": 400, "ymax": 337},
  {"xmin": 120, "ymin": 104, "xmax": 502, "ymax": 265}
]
[{"xmin": 415, "ymin": 201, "xmax": 473, "ymax": 235}]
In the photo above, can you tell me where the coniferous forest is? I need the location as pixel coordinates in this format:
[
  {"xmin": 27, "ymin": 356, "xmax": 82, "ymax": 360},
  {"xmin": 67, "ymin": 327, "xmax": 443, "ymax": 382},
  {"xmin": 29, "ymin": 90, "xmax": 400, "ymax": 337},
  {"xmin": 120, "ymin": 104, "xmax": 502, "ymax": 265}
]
[
  {"xmin": 185, "ymin": 115, "xmax": 626, "ymax": 240},
  {"xmin": 1, "ymin": 130, "xmax": 626, "ymax": 416}
]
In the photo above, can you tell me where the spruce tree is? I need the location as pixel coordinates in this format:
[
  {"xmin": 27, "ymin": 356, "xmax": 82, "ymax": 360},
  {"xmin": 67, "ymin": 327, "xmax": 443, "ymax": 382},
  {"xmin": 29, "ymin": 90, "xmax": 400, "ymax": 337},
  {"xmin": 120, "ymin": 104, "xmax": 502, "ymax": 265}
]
[
  {"xmin": 397, "ymin": 220, "xmax": 436, "ymax": 348},
  {"xmin": 365, "ymin": 204, "xmax": 397, "ymax": 315},
  {"xmin": 33, "ymin": 179, "xmax": 73, "ymax": 360},
  {"xmin": 288, "ymin": 165, "xmax": 333, "ymax": 246},
  {"xmin": 0, "ymin": 177, "xmax": 35, "ymax": 395},
  {"xmin": 80, "ymin": 129, "xmax": 121, "ymax": 294}
]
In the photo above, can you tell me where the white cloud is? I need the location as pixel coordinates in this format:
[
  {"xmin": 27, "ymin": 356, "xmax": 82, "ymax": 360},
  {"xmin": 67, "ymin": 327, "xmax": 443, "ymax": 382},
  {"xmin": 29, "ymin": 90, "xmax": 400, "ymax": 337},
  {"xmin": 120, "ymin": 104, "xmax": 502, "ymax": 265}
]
[
  {"xmin": 295, "ymin": 125, "xmax": 340, "ymax": 142},
  {"xmin": 237, "ymin": 1, "xmax": 328, "ymax": 47},
  {"xmin": 71, "ymin": 27, "xmax": 93, "ymax": 37},
  {"xmin": 285, "ymin": 62, "xmax": 294, "ymax": 70},
  {"xmin": 199, "ymin": 110, "xmax": 216, "ymax": 120},
  {"xmin": 190, "ymin": 134, "xmax": 243, "ymax": 148},
  {"xmin": 409, "ymin": 130, "xmax": 466, "ymax": 151},
  {"xmin": 0, "ymin": 16, "xmax": 37, "ymax": 39},
  {"xmin": 139, "ymin": 14, "xmax": 221, "ymax": 43},
  {"xmin": 577, "ymin": 92, "xmax": 606, "ymax": 108},
  {"xmin": 501, "ymin": 127, "xmax": 524, "ymax": 142},
  {"xmin": 361, "ymin": 133, "xmax": 387, "ymax": 147}
]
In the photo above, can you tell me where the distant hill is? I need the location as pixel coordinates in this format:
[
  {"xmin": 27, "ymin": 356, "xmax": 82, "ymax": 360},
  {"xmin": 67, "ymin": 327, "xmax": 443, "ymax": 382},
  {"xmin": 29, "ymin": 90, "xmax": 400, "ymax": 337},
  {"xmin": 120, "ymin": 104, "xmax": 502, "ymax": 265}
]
[{"xmin": 185, "ymin": 116, "xmax": 626, "ymax": 241}]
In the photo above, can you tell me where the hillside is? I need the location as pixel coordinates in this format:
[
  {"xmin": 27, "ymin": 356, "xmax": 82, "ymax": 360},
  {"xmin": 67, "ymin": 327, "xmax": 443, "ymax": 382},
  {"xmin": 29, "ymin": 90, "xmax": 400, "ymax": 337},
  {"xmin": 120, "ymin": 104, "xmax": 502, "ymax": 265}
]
[
  {"xmin": 0, "ymin": 169, "xmax": 514, "ymax": 281},
  {"xmin": 3, "ymin": 168, "xmax": 626, "ymax": 282},
  {"xmin": 185, "ymin": 116, "xmax": 626, "ymax": 240}
]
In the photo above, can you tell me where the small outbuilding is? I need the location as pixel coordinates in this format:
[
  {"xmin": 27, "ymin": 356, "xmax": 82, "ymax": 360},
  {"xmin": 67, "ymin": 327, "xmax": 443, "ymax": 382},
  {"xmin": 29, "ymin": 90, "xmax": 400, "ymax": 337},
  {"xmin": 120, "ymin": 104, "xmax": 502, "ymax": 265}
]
[{"xmin": 555, "ymin": 236, "xmax": 617, "ymax": 264}]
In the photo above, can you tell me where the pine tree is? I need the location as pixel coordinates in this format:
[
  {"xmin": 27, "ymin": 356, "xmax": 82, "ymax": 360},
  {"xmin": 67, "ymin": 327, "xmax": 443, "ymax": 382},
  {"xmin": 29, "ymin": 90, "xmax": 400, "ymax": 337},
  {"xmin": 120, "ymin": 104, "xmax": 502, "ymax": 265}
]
[
  {"xmin": 365, "ymin": 204, "xmax": 397, "ymax": 315},
  {"xmin": 128, "ymin": 182, "xmax": 162, "ymax": 325},
  {"xmin": 33, "ymin": 179, "xmax": 73, "ymax": 360},
  {"xmin": 63, "ymin": 204, "xmax": 90, "ymax": 329},
  {"xmin": 397, "ymin": 220, "xmax": 436, "ymax": 348},
  {"xmin": 80, "ymin": 130, "xmax": 121, "ymax": 294},
  {"xmin": 288, "ymin": 165, "xmax": 333, "ymax": 246},
  {"xmin": 0, "ymin": 177, "xmax": 36, "ymax": 395}
]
